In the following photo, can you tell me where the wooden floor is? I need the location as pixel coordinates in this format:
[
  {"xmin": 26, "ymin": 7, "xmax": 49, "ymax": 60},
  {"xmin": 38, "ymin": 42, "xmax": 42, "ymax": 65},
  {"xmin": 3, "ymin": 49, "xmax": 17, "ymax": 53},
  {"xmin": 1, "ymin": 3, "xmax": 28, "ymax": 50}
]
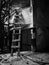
[{"xmin": 0, "ymin": 51, "xmax": 49, "ymax": 65}]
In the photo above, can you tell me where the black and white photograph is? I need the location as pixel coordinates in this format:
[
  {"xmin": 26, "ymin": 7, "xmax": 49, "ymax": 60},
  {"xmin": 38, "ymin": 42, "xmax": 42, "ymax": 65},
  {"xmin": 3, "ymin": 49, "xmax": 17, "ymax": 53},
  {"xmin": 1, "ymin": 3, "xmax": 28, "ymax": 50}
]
[{"xmin": 0, "ymin": 0, "xmax": 49, "ymax": 65}]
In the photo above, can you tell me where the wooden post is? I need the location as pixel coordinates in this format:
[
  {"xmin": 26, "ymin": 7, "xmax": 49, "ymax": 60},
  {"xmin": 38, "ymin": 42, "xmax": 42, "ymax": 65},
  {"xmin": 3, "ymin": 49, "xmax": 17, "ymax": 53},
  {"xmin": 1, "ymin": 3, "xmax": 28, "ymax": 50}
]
[
  {"xmin": 30, "ymin": 0, "xmax": 33, "ymax": 28},
  {"xmin": 30, "ymin": 0, "xmax": 36, "ymax": 51}
]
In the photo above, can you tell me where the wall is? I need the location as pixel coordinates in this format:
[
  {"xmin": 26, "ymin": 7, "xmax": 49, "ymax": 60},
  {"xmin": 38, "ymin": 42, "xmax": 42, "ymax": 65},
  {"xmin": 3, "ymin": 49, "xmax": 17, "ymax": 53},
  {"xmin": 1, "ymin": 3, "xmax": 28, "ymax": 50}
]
[
  {"xmin": 34, "ymin": 0, "xmax": 49, "ymax": 52},
  {"xmin": 21, "ymin": 29, "xmax": 31, "ymax": 51}
]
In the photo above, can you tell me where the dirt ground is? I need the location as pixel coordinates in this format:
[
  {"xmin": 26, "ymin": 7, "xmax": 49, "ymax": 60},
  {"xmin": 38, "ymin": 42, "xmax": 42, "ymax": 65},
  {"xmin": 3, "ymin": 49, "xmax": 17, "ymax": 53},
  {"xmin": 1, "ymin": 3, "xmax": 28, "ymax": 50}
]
[{"xmin": 0, "ymin": 51, "xmax": 49, "ymax": 65}]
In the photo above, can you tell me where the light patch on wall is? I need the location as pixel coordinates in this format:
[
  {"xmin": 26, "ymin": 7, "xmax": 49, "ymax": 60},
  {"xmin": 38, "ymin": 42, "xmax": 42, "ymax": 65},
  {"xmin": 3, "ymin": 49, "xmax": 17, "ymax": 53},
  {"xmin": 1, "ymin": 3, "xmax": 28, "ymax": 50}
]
[{"xmin": 22, "ymin": 7, "xmax": 33, "ymax": 28}]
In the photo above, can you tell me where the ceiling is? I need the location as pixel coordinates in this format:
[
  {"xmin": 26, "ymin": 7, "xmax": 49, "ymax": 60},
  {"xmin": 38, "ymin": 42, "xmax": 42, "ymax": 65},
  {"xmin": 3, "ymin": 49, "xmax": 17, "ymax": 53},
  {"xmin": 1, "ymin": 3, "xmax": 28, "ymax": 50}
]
[{"xmin": 10, "ymin": 0, "xmax": 30, "ymax": 8}]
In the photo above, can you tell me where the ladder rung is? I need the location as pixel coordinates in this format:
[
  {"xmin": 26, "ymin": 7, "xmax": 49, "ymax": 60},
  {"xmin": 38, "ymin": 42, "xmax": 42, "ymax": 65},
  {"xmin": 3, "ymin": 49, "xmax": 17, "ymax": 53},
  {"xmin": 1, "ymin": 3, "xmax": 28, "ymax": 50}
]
[
  {"xmin": 12, "ymin": 39, "xmax": 20, "ymax": 42},
  {"xmin": 10, "ymin": 27, "xmax": 21, "ymax": 30},
  {"xmin": 15, "ymin": 27, "xmax": 21, "ymax": 29},
  {"xmin": 11, "ymin": 46, "xmax": 20, "ymax": 48}
]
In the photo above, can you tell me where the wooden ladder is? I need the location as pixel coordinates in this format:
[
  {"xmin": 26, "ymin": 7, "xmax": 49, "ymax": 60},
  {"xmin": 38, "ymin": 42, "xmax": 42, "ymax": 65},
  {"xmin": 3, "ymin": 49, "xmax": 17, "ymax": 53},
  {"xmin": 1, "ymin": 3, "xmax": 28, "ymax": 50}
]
[{"xmin": 11, "ymin": 25, "xmax": 21, "ymax": 56}]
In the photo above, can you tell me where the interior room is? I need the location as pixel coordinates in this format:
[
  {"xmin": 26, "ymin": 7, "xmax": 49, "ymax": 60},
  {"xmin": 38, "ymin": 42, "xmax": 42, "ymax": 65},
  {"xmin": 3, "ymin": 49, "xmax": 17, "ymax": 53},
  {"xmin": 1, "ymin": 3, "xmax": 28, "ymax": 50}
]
[{"xmin": 0, "ymin": 0, "xmax": 49, "ymax": 65}]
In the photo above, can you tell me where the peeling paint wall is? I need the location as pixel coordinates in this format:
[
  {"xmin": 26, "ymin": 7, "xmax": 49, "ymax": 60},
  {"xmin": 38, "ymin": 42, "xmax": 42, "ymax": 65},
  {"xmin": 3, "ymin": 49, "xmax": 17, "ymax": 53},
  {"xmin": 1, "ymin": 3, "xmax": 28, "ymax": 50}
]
[{"xmin": 5, "ymin": 6, "xmax": 33, "ymax": 28}]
